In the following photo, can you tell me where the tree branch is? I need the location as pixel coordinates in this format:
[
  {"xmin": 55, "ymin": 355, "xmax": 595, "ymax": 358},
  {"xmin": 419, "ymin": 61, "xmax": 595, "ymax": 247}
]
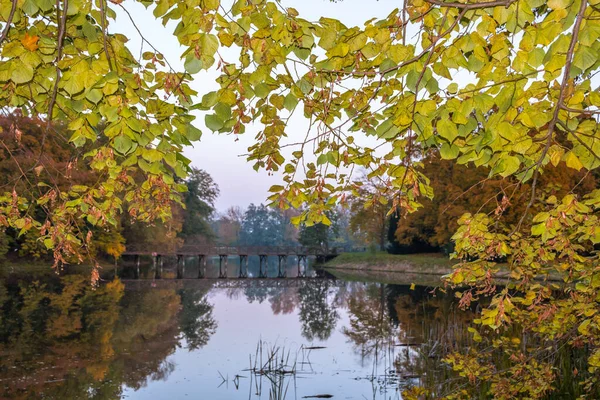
[
  {"xmin": 424, "ymin": 0, "xmax": 517, "ymax": 9},
  {"xmin": 100, "ymin": 0, "xmax": 114, "ymax": 71},
  {"xmin": 46, "ymin": 0, "xmax": 68, "ymax": 126},
  {"xmin": 0, "ymin": 0, "xmax": 17, "ymax": 46},
  {"xmin": 514, "ymin": 0, "xmax": 588, "ymax": 233}
]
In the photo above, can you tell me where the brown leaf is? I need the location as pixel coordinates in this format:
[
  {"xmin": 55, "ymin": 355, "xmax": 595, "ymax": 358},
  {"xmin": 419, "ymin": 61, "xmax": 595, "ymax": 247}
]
[{"xmin": 21, "ymin": 33, "xmax": 39, "ymax": 52}]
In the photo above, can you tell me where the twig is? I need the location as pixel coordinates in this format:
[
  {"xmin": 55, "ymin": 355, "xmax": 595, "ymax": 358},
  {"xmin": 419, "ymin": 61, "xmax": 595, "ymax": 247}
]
[{"xmin": 0, "ymin": 0, "xmax": 17, "ymax": 46}]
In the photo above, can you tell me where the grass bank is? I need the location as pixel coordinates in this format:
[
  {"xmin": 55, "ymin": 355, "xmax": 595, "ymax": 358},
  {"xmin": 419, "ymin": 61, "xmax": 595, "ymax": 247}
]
[
  {"xmin": 325, "ymin": 251, "xmax": 455, "ymax": 274},
  {"xmin": 0, "ymin": 259, "xmax": 115, "ymax": 279},
  {"xmin": 324, "ymin": 251, "xmax": 564, "ymax": 284}
]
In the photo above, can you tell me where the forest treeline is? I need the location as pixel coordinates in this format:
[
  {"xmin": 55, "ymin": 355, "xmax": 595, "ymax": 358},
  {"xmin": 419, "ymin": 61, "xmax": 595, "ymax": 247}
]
[{"xmin": 2, "ymin": 113, "xmax": 598, "ymax": 263}]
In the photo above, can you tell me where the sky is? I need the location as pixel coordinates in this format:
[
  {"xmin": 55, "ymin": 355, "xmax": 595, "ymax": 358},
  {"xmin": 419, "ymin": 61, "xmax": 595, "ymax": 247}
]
[{"xmin": 112, "ymin": 0, "xmax": 401, "ymax": 213}]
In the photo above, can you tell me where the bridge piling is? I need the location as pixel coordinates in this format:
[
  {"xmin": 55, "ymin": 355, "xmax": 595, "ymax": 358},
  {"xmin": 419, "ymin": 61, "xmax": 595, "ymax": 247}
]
[
  {"xmin": 198, "ymin": 255, "xmax": 206, "ymax": 278},
  {"xmin": 153, "ymin": 255, "xmax": 162, "ymax": 279},
  {"xmin": 219, "ymin": 255, "xmax": 228, "ymax": 278},
  {"xmin": 239, "ymin": 255, "xmax": 248, "ymax": 278},
  {"xmin": 135, "ymin": 255, "xmax": 140, "ymax": 279},
  {"xmin": 278, "ymin": 255, "xmax": 287, "ymax": 278},
  {"xmin": 259, "ymin": 255, "xmax": 268, "ymax": 278},
  {"xmin": 297, "ymin": 255, "xmax": 307, "ymax": 278},
  {"xmin": 176, "ymin": 255, "xmax": 185, "ymax": 279}
]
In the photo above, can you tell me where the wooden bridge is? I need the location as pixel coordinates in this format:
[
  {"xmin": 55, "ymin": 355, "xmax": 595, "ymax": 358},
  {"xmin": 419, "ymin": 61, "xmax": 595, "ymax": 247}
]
[{"xmin": 122, "ymin": 245, "xmax": 340, "ymax": 280}]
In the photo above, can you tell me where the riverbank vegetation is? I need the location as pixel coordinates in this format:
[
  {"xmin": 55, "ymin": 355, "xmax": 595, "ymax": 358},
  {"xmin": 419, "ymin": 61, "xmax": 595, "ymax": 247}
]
[{"xmin": 325, "ymin": 252, "xmax": 455, "ymax": 272}]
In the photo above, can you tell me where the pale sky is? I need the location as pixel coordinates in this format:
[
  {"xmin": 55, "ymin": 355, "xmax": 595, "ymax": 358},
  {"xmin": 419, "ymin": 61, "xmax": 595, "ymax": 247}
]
[{"xmin": 113, "ymin": 0, "xmax": 401, "ymax": 213}]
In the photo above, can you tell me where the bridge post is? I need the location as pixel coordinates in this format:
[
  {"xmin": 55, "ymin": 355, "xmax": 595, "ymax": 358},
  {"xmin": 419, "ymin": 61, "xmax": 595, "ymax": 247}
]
[
  {"xmin": 135, "ymin": 255, "xmax": 140, "ymax": 279},
  {"xmin": 176, "ymin": 255, "xmax": 184, "ymax": 279},
  {"xmin": 198, "ymin": 255, "xmax": 206, "ymax": 279},
  {"xmin": 278, "ymin": 255, "xmax": 287, "ymax": 278},
  {"xmin": 239, "ymin": 255, "xmax": 248, "ymax": 278},
  {"xmin": 153, "ymin": 254, "xmax": 162, "ymax": 279},
  {"xmin": 297, "ymin": 255, "xmax": 306, "ymax": 278},
  {"xmin": 219, "ymin": 255, "xmax": 228, "ymax": 278},
  {"xmin": 259, "ymin": 255, "xmax": 268, "ymax": 278}
]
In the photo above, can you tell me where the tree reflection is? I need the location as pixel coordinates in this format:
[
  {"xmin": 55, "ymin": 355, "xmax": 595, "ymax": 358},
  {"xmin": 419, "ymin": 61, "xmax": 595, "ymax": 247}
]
[
  {"xmin": 0, "ymin": 274, "xmax": 219, "ymax": 399},
  {"xmin": 298, "ymin": 280, "xmax": 339, "ymax": 341},
  {"xmin": 342, "ymin": 284, "xmax": 396, "ymax": 361},
  {"xmin": 178, "ymin": 288, "xmax": 217, "ymax": 350},
  {"xmin": 268, "ymin": 285, "xmax": 298, "ymax": 315},
  {"xmin": 0, "ymin": 275, "xmax": 126, "ymax": 398}
]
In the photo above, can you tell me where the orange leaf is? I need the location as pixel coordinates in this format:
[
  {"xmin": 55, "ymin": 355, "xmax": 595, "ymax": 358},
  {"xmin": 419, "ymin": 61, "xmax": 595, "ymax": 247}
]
[{"xmin": 21, "ymin": 33, "xmax": 39, "ymax": 52}]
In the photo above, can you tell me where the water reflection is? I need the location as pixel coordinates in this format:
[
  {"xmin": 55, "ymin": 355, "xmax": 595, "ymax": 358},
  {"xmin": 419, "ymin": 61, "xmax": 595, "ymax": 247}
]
[{"xmin": 0, "ymin": 272, "xmax": 474, "ymax": 399}]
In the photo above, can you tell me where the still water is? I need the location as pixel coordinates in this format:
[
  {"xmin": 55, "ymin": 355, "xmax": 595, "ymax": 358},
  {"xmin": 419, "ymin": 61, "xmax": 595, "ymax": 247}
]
[{"xmin": 0, "ymin": 259, "xmax": 469, "ymax": 399}]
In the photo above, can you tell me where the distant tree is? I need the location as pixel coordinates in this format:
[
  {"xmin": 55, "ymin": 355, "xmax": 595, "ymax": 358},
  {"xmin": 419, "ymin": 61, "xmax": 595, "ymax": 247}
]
[
  {"xmin": 93, "ymin": 226, "xmax": 126, "ymax": 262},
  {"xmin": 331, "ymin": 206, "xmax": 360, "ymax": 251},
  {"xmin": 394, "ymin": 152, "xmax": 597, "ymax": 254},
  {"xmin": 214, "ymin": 206, "xmax": 244, "ymax": 245},
  {"xmin": 121, "ymin": 214, "xmax": 183, "ymax": 254},
  {"xmin": 179, "ymin": 168, "xmax": 219, "ymax": 241},
  {"xmin": 239, "ymin": 204, "xmax": 292, "ymax": 246},
  {"xmin": 281, "ymin": 208, "xmax": 301, "ymax": 246},
  {"xmin": 298, "ymin": 210, "xmax": 339, "ymax": 252},
  {"xmin": 348, "ymin": 176, "xmax": 390, "ymax": 251}
]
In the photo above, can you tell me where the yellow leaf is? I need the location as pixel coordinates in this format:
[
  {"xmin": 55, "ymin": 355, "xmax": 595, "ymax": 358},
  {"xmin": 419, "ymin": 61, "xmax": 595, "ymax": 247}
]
[
  {"xmin": 21, "ymin": 33, "xmax": 39, "ymax": 52},
  {"xmin": 548, "ymin": 0, "xmax": 571, "ymax": 10},
  {"xmin": 564, "ymin": 151, "xmax": 584, "ymax": 171}
]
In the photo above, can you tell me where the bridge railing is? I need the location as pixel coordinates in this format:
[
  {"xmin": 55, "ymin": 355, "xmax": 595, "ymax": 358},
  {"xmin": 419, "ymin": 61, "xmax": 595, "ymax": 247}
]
[{"xmin": 123, "ymin": 244, "xmax": 340, "ymax": 256}]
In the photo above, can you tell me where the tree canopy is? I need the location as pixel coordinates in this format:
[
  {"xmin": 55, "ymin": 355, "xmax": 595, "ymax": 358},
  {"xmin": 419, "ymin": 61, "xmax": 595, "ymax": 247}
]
[{"xmin": 1, "ymin": 0, "xmax": 600, "ymax": 396}]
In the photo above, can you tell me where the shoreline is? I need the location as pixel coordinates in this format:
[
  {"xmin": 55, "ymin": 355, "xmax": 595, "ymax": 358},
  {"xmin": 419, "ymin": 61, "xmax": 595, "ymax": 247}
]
[{"xmin": 323, "ymin": 254, "xmax": 564, "ymax": 284}]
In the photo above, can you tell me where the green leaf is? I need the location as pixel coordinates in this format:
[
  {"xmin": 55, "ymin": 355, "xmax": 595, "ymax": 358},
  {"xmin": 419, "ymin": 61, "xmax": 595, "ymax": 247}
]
[
  {"xmin": 527, "ymin": 47, "xmax": 545, "ymax": 68},
  {"xmin": 205, "ymin": 114, "xmax": 224, "ymax": 131},
  {"xmin": 284, "ymin": 93, "xmax": 298, "ymax": 111},
  {"xmin": 184, "ymin": 54, "xmax": 202, "ymax": 74},
  {"xmin": 86, "ymin": 89, "xmax": 103, "ymax": 104},
  {"xmin": 200, "ymin": 33, "xmax": 219, "ymax": 56},
  {"xmin": 573, "ymin": 46, "xmax": 597, "ymax": 72},
  {"xmin": 11, "ymin": 61, "xmax": 34, "ymax": 84},
  {"xmin": 437, "ymin": 119, "xmax": 458, "ymax": 143},
  {"xmin": 254, "ymin": 83, "xmax": 270, "ymax": 99},
  {"xmin": 500, "ymin": 155, "xmax": 520, "ymax": 177},
  {"xmin": 113, "ymin": 135, "xmax": 133, "ymax": 155},
  {"xmin": 214, "ymin": 102, "xmax": 231, "ymax": 120},
  {"xmin": 62, "ymin": 76, "xmax": 85, "ymax": 95},
  {"xmin": 186, "ymin": 124, "xmax": 202, "ymax": 141},
  {"xmin": 440, "ymin": 143, "xmax": 460, "ymax": 159}
]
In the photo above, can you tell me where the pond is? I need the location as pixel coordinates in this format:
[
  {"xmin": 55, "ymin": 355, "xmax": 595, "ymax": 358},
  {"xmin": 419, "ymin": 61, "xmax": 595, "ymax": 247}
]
[
  {"xmin": 0, "ymin": 257, "xmax": 473, "ymax": 400},
  {"xmin": 0, "ymin": 259, "xmax": 591, "ymax": 399}
]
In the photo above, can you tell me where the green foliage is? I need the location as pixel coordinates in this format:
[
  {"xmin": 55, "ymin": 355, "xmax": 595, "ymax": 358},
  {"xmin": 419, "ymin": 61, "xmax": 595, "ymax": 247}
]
[
  {"xmin": 348, "ymin": 175, "xmax": 390, "ymax": 250},
  {"xmin": 238, "ymin": 203, "xmax": 298, "ymax": 246},
  {"xmin": 179, "ymin": 168, "xmax": 219, "ymax": 240},
  {"xmin": 298, "ymin": 209, "xmax": 339, "ymax": 251}
]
